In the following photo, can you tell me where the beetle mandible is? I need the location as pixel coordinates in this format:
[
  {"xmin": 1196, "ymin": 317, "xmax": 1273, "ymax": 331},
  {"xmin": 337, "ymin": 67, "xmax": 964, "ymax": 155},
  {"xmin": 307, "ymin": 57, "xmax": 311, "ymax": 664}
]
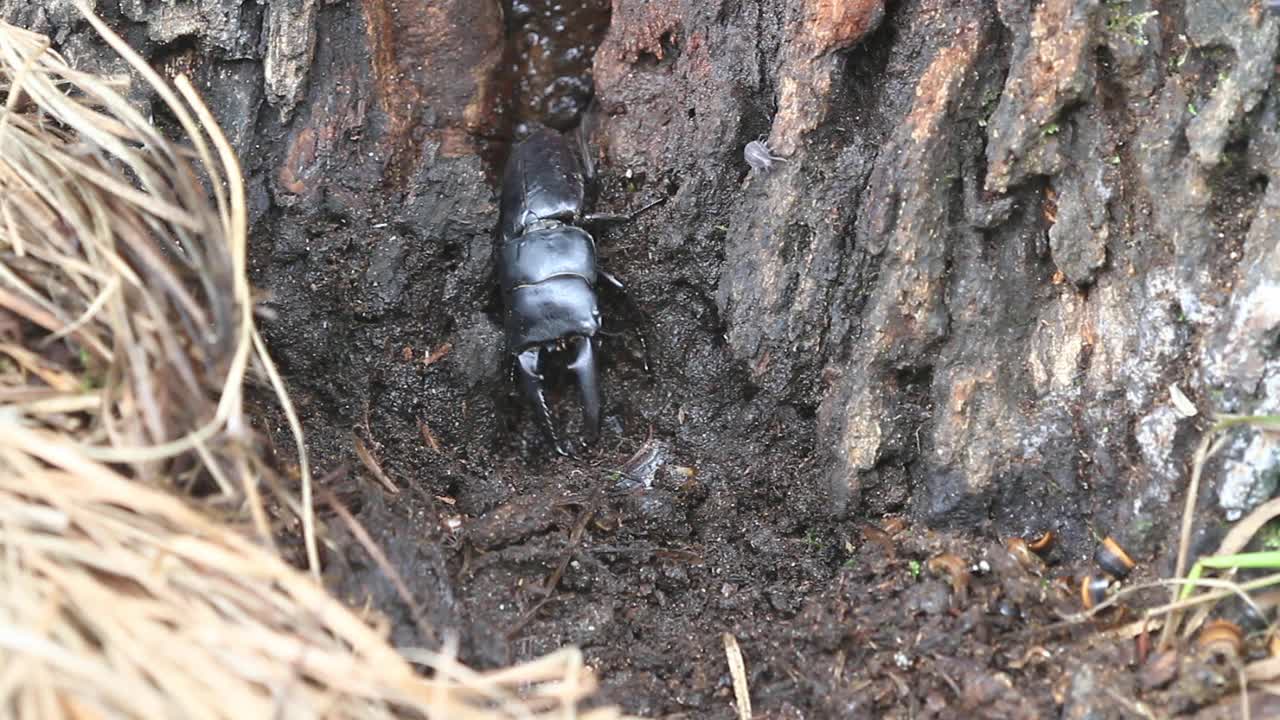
[{"xmin": 495, "ymin": 125, "xmax": 640, "ymax": 455}]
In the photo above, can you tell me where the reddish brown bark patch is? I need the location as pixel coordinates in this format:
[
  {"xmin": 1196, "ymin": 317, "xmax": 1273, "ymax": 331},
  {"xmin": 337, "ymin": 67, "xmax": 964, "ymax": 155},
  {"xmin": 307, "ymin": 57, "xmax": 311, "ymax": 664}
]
[
  {"xmin": 771, "ymin": 0, "xmax": 884, "ymax": 153},
  {"xmin": 805, "ymin": 0, "xmax": 885, "ymax": 57},
  {"xmin": 983, "ymin": 0, "xmax": 1098, "ymax": 192},
  {"xmin": 359, "ymin": 0, "xmax": 503, "ymax": 185},
  {"xmin": 593, "ymin": 0, "xmax": 683, "ymax": 99},
  {"xmin": 276, "ymin": 67, "xmax": 366, "ymax": 202}
]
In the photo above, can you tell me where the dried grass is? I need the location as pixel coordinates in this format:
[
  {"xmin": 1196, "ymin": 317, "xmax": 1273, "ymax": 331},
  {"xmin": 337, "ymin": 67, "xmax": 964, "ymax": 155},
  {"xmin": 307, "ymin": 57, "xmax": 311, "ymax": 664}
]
[{"xmin": 0, "ymin": 6, "xmax": 631, "ymax": 718}]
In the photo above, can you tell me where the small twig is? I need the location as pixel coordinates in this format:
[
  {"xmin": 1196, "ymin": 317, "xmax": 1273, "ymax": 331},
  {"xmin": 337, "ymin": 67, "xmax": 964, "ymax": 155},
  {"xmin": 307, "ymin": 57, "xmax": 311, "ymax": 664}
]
[
  {"xmin": 1214, "ymin": 497, "xmax": 1280, "ymax": 561},
  {"xmin": 250, "ymin": 326, "xmax": 319, "ymax": 579},
  {"xmin": 541, "ymin": 504, "xmax": 596, "ymax": 597},
  {"xmin": 418, "ymin": 418, "xmax": 441, "ymax": 452},
  {"xmin": 0, "ymin": 285, "xmax": 110, "ymax": 359},
  {"xmin": 1100, "ymin": 616, "xmax": 1165, "ymax": 641},
  {"xmin": 1246, "ymin": 656, "xmax": 1280, "ymax": 683},
  {"xmin": 1162, "ymin": 429, "xmax": 1228, "ymax": 649},
  {"xmin": 1143, "ymin": 573, "xmax": 1280, "ymax": 617},
  {"xmin": 1024, "ymin": 575, "xmax": 1277, "ymax": 643},
  {"xmin": 353, "ymin": 435, "xmax": 399, "ymax": 494},
  {"xmin": 507, "ymin": 495, "xmax": 599, "ymax": 639},
  {"xmin": 322, "ymin": 489, "xmax": 435, "ymax": 645},
  {"xmin": 1238, "ymin": 660, "xmax": 1253, "ymax": 720},
  {"xmin": 1102, "ymin": 687, "xmax": 1157, "ymax": 720}
]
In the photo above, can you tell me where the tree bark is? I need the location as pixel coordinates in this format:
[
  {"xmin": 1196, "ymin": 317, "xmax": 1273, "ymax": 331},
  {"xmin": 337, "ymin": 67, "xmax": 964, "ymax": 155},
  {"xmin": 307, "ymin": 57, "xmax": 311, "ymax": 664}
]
[{"xmin": 592, "ymin": 0, "xmax": 1280, "ymax": 554}]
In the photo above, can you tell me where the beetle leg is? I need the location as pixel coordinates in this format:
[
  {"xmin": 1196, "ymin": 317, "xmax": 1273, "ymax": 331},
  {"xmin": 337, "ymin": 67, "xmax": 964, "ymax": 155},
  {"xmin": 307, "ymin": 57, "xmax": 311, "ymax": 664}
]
[
  {"xmin": 581, "ymin": 197, "xmax": 666, "ymax": 229},
  {"xmin": 580, "ymin": 211, "xmax": 631, "ymax": 227},
  {"xmin": 515, "ymin": 347, "xmax": 568, "ymax": 456},
  {"xmin": 626, "ymin": 196, "xmax": 667, "ymax": 219},
  {"xmin": 567, "ymin": 335, "xmax": 602, "ymax": 442},
  {"xmin": 599, "ymin": 271, "xmax": 652, "ymax": 373},
  {"xmin": 599, "ymin": 269, "xmax": 622, "ymax": 288},
  {"xmin": 575, "ymin": 114, "xmax": 597, "ymax": 181}
]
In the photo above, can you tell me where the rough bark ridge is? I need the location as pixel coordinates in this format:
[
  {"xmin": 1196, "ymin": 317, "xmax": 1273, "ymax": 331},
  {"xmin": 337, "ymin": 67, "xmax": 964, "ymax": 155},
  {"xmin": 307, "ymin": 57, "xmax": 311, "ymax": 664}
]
[
  {"xmin": 8, "ymin": 0, "xmax": 1280, "ymax": 714},
  {"xmin": 594, "ymin": 0, "xmax": 1280, "ymax": 553}
]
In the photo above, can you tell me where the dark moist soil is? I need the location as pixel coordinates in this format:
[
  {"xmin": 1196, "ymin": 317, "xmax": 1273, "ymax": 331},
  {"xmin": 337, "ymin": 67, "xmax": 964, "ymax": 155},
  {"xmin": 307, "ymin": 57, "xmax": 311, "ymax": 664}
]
[{"xmin": 238, "ymin": 2, "xmax": 1265, "ymax": 719}]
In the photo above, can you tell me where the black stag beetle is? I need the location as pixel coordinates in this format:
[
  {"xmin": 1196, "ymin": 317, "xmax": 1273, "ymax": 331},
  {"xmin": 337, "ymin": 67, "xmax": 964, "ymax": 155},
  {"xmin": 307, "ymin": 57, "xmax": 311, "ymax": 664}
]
[{"xmin": 495, "ymin": 124, "xmax": 657, "ymax": 455}]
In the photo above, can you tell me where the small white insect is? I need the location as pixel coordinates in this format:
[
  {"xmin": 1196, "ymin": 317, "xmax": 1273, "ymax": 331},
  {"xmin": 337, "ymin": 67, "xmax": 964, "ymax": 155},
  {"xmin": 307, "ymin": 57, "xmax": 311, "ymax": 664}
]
[{"xmin": 743, "ymin": 136, "xmax": 787, "ymax": 172}]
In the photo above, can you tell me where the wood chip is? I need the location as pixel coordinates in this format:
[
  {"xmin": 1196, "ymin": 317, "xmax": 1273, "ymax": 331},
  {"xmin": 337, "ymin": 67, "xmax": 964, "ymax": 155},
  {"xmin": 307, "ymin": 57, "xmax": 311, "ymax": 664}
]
[
  {"xmin": 1169, "ymin": 383, "xmax": 1198, "ymax": 418},
  {"xmin": 1138, "ymin": 650, "xmax": 1179, "ymax": 691},
  {"xmin": 1104, "ymin": 616, "xmax": 1165, "ymax": 640},
  {"xmin": 723, "ymin": 632, "xmax": 752, "ymax": 720},
  {"xmin": 422, "ymin": 342, "xmax": 453, "ymax": 367}
]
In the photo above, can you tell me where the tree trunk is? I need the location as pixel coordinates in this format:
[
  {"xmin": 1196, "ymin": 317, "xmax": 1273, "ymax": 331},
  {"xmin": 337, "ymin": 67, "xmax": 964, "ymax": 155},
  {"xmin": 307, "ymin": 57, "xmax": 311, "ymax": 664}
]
[
  {"xmin": 593, "ymin": 0, "xmax": 1280, "ymax": 550},
  {"xmin": 8, "ymin": 0, "xmax": 1279, "ymax": 714}
]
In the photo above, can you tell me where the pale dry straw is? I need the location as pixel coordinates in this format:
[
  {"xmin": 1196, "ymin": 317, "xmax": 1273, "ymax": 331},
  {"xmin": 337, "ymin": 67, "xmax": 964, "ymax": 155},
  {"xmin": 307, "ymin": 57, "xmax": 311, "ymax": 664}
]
[{"xmin": 0, "ymin": 6, "xmax": 632, "ymax": 719}]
